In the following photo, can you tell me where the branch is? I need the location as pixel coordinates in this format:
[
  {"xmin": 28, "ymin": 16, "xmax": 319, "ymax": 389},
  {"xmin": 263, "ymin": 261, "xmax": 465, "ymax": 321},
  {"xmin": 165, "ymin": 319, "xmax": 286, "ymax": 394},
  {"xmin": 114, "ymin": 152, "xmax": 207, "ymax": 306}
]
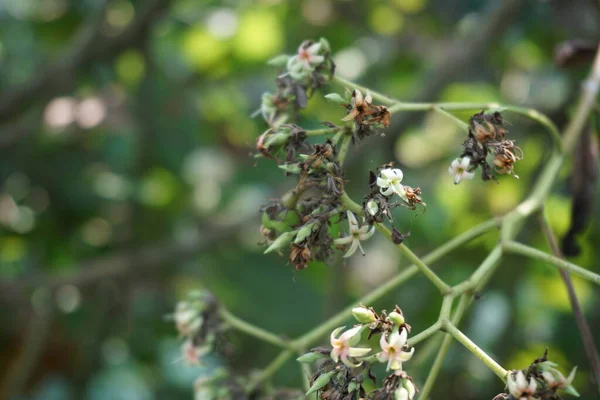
[
  {"xmin": 0, "ymin": 0, "xmax": 171, "ymax": 126},
  {"xmin": 502, "ymin": 241, "xmax": 600, "ymax": 285},
  {"xmin": 538, "ymin": 212, "xmax": 600, "ymax": 394}
]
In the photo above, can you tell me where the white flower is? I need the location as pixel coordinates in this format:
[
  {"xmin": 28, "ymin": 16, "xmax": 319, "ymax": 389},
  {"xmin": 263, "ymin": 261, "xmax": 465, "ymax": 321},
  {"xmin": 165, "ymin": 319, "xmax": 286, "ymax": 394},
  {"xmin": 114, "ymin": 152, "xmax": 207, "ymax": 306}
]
[
  {"xmin": 377, "ymin": 168, "xmax": 408, "ymax": 202},
  {"xmin": 174, "ymin": 302, "xmax": 202, "ymax": 336},
  {"xmin": 366, "ymin": 199, "xmax": 379, "ymax": 216},
  {"xmin": 377, "ymin": 328, "xmax": 415, "ymax": 371},
  {"xmin": 334, "ymin": 211, "xmax": 375, "ymax": 257},
  {"xmin": 287, "ymin": 42, "xmax": 324, "ymax": 73},
  {"xmin": 330, "ymin": 325, "xmax": 371, "ymax": 368},
  {"xmin": 448, "ymin": 157, "xmax": 475, "ymax": 184},
  {"xmin": 542, "ymin": 367, "xmax": 577, "ymax": 390},
  {"xmin": 507, "ymin": 370, "xmax": 537, "ymax": 398}
]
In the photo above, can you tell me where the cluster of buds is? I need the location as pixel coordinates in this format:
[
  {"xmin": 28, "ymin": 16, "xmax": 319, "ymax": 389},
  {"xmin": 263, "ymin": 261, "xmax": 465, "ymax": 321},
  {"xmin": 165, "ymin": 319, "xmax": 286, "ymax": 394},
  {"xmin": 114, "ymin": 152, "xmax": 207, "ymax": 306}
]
[
  {"xmin": 256, "ymin": 124, "xmax": 312, "ymax": 162},
  {"xmin": 259, "ymin": 38, "xmax": 334, "ymax": 127},
  {"xmin": 298, "ymin": 305, "xmax": 417, "ymax": 400},
  {"xmin": 325, "ymin": 88, "xmax": 391, "ymax": 141},
  {"xmin": 449, "ymin": 110, "xmax": 523, "ymax": 184},
  {"xmin": 493, "ymin": 350, "xmax": 578, "ymax": 400},
  {"xmin": 172, "ymin": 291, "xmax": 224, "ymax": 366},
  {"xmin": 362, "ymin": 164, "xmax": 425, "ymax": 232}
]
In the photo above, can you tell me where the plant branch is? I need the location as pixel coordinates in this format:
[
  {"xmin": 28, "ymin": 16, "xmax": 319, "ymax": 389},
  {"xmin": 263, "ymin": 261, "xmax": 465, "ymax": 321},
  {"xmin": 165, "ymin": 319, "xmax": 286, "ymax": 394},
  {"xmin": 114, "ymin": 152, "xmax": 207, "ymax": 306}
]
[
  {"xmin": 538, "ymin": 212, "xmax": 600, "ymax": 394},
  {"xmin": 503, "ymin": 241, "xmax": 600, "ymax": 285},
  {"xmin": 219, "ymin": 308, "xmax": 289, "ymax": 349},
  {"xmin": 246, "ymin": 350, "xmax": 294, "ymax": 393},
  {"xmin": 443, "ymin": 322, "xmax": 508, "ymax": 381}
]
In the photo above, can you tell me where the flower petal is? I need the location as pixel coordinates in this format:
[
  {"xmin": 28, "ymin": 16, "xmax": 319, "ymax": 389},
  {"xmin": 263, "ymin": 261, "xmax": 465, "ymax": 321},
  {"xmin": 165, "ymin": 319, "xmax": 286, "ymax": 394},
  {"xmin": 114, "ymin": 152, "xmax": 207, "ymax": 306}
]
[
  {"xmin": 334, "ymin": 235, "xmax": 353, "ymax": 245},
  {"xmin": 330, "ymin": 347, "xmax": 341, "ymax": 363},
  {"xmin": 310, "ymin": 55, "xmax": 325, "ymax": 65},
  {"xmin": 330, "ymin": 326, "xmax": 345, "ymax": 346},
  {"xmin": 377, "ymin": 351, "xmax": 388, "ymax": 363},
  {"xmin": 399, "ymin": 347, "xmax": 414, "ymax": 362},
  {"xmin": 343, "ymin": 239, "xmax": 360, "ymax": 258},
  {"xmin": 341, "ymin": 354, "xmax": 363, "ymax": 368},
  {"xmin": 380, "ymin": 186, "xmax": 394, "ymax": 196},
  {"xmin": 376, "ymin": 177, "xmax": 390, "ymax": 188},
  {"xmin": 460, "ymin": 157, "xmax": 471, "ymax": 170},
  {"xmin": 359, "ymin": 225, "xmax": 375, "ymax": 240},
  {"xmin": 381, "ymin": 168, "xmax": 395, "ymax": 179},
  {"xmin": 364, "ymin": 91, "xmax": 372, "ymax": 104},
  {"xmin": 347, "ymin": 347, "xmax": 371, "ymax": 358},
  {"xmin": 353, "ymin": 89, "xmax": 363, "ymax": 105},
  {"xmin": 346, "ymin": 211, "xmax": 359, "ymax": 230},
  {"xmin": 340, "ymin": 325, "xmax": 363, "ymax": 342}
]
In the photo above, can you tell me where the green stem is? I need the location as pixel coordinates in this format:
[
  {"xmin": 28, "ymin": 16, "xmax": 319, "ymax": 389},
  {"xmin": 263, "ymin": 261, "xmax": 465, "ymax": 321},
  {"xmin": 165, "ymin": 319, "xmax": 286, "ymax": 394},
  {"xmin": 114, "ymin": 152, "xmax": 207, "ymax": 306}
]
[
  {"xmin": 432, "ymin": 106, "xmax": 469, "ymax": 130},
  {"xmin": 337, "ymin": 134, "xmax": 353, "ymax": 165},
  {"xmin": 246, "ymin": 350, "xmax": 294, "ymax": 392},
  {"xmin": 332, "ymin": 75, "xmax": 398, "ymax": 106},
  {"xmin": 219, "ymin": 308, "xmax": 290, "ymax": 348},
  {"xmin": 293, "ymin": 218, "xmax": 498, "ymax": 349},
  {"xmin": 502, "ymin": 241, "xmax": 600, "ymax": 285},
  {"xmin": 376, "ymin": 223, "xmax": 452, "ymax": 294},
  {"xmin": 305, "ymin": 127, "xmax": 340, "ymax": 137},
  {"xmin": 408, "ymin": 321, "xmax": 442, "ymax": 347},
  {"xmin": 452, "ymin": 245, "xmax": 503, "ymax": 295},
  {"xmin": 444, "ymin": 322, "xmax": 508, "ymax": 380}
]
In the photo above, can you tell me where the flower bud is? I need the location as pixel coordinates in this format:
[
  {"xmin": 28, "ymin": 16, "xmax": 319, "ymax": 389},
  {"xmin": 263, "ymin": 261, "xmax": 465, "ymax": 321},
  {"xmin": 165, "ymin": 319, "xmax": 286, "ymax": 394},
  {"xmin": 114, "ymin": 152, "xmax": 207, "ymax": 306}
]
[
  {"xmin": 347, "ymin": 381, "xmax": 359, "ymax": 393},
  {"xmin": 352, "ymin": 306, "xmax": 377, "ymax": 324},
  {"xmin": 324, "ymin": 93, "xmax": 346, "ymax": 104},
  {"xmin": 295, "ymin": 222, "xmax": 318, "ymax": 244},
  {"xmin": 402, "ymin": 379, "xmax": 416, "ymax": 399},
  {"xmin": 366, "ymin": 200, "xmax": 379, "ymax": 216},
  {"xmin": 296, "ymin": 351, "xmax": 326, "ymax": 363},
  {"xmin": 306, "ymin": 370, "xmax": 335, "ymax": 395},
  {"xmin": 394, "ymin": 387, "xmax": 410, "ymax": 400},
  {"xmin": 278, "ymin": 163, "xmax": 302, "ymax": 174},
  {"xmin": 267, "ymin": 54, "xmax": 290, "ymax": 67},
  {"xmin": 264, "ymin": 231, "xmax": 295, "ymax": 253},
  {"xmin": 264, "ymin": 132, "xmax": 289, "ymax": 149},
  {"xmin": 388, "ymin": 311, "xmax": 405, "ymax": 326},
  {"xmin": 319, "ymin": 37, "xmax": 331, "ymax": 53}
]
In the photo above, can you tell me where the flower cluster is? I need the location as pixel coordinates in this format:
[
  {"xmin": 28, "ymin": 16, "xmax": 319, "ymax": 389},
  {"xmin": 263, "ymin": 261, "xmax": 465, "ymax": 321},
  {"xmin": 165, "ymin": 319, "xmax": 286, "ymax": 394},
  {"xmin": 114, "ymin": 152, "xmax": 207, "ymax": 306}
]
[
  {"xmin": 493, "ymin": 350, "xmax": 578, "ymax": 400},
  {"xmin": 326, "ymin": 88, "xmax": 391, "ymax": 141},
  {"xmin": 298, "ymin": 305, "xmax": 417, "ymax": 400},
  {"xmin": 172, "ymin": 290, "xmax": 224, "ymax": 366},
  {"xmin": 449, "ymin": 110, "xmax": 523, "ymax": 184},
  {"xmin": 259, "ymin": 38, "xmax": 334, "ymax": 127},
  {"xmin": 362, "ymin": 164, "xmax": 426, "ymax": 226}
]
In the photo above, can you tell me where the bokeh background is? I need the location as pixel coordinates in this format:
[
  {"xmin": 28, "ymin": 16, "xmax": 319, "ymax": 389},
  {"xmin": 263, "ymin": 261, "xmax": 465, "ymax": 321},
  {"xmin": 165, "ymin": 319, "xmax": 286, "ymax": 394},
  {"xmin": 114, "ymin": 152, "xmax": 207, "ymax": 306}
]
[{"xmin": 0, "ymin": 0, "xmax": 599, "ymax": 399}]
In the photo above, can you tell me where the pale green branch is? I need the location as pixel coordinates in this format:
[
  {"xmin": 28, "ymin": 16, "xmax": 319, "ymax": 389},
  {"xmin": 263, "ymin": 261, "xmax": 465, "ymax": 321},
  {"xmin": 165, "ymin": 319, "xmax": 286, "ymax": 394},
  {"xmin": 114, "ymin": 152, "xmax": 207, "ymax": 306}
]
[{"xmin": 502, "ymin": 241, "xmax": 600, "ymax": 285}]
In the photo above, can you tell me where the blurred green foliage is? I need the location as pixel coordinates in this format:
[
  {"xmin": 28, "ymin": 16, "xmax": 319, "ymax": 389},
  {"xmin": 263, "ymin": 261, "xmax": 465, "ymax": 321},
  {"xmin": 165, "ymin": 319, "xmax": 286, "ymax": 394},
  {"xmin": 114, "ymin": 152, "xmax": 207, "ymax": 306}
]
[{"xmin": 0, "ymin": 0, "xmax": 598, "ymax": 399}]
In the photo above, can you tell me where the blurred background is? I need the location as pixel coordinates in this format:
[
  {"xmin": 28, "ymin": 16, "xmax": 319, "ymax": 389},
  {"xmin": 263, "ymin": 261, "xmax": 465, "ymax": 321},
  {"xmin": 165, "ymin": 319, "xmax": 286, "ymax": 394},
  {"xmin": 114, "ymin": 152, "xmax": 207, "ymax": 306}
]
[{"xmin": 0, "ymin": 0, "xmax": 599, "ymax": 399}]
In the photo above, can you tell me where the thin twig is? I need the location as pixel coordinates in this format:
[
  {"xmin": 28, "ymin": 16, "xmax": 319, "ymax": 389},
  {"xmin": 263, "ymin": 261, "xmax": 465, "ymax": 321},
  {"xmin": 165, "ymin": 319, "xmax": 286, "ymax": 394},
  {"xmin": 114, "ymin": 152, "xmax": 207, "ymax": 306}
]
[{"xmin": 538, "ymin": 212, "xmax": 600, "ymax": 394}]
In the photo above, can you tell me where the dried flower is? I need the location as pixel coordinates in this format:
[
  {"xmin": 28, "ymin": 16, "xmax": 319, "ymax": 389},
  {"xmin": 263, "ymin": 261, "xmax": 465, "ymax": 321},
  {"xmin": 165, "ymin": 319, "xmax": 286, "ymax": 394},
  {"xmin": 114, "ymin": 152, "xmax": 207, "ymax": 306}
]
[
  {"xmin": 330, "ymin": 325, "xmax": 371, "ymax": 368},
  {"xmin": 377, "ymin": 168, "xmax": 408, "ymax": 202},
  {"xmin": 377, "ymin": 328, "xmax": 414, "ymax": 371},
  {"xmin": 541, "ymin": 367, "xmax": 577, "ymax": 391},
  {"xmin": 334, "ymin": 211, "xmax": 375, "ymax": 257},
  {"xmin": 448, "ymin": 157, "xmax": 475, "ymax": 184},
  {"xmin": 342, "ymin": 89, "xmax": 391, "ymax": 128}
]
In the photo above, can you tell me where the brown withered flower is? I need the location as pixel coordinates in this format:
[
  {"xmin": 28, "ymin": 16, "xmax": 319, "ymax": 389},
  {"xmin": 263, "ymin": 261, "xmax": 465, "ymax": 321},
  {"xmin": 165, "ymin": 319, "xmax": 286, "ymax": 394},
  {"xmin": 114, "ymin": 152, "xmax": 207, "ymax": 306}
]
[
  {"xmin": 490, "ymin": 140, "xmax": 523, "ymax": 177},
  {"xmin": 342, "ymin": 89, "xmax": 391, "ymax": 127},
  {"xmin": 401, "ymin": 186, "xmax": 426, "ymax": 212},
  {"xmin": 470, "ymin": 110, "xmax": 507, "ymax": 144},
  {"xmin": 289, "ymin": 243, "xmax": 312, "ymax": 270}
]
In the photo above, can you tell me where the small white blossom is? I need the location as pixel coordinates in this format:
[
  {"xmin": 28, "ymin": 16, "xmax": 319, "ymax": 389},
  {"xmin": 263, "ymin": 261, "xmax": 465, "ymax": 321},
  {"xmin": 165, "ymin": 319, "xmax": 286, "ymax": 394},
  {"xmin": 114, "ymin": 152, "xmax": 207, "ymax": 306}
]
[
  {"xmin": 448, "ymin": 157, "xmax": 475, "ymax": 184},
  {"xmin": 377, "ymin": 168, "xmax": 408, "ymax": 202},
  {"xmin": 366, "ymin": 199, "xmax": 379, "ymax": 216},
  {"xmin": 330, "ymin": 325, "xmax": 371, "ymax": 368},
  {"xmin": 507, "ymin": 370, "xmax": 537, "ymax": 399},
  {"xmin": 287, "ymin": 42, "xmax": 324, "ymax": 74},
  {"xmin": 542, "ymin": 367, "xmax": 577, "ymax": 390},
  {"xmin": 377, "ymin": 328, "xmax": 414, "ymax": 371},
  {"xmin": 334, "ymin": 211, "xmax": 375, "ymax": 257},
  {"xmin": 174, "ymin": 302, "xmax": 202, "ymax": 337}
]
